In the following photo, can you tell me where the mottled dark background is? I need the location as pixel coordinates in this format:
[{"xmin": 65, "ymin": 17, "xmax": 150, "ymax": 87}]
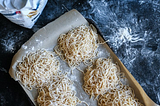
[{"xmin": 0, "ymin": 0, "xmax": 160, "ymax": 106}]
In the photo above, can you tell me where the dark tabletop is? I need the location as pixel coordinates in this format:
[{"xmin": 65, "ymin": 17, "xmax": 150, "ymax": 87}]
[{"xmin": 0, "ymin": 0, "xmax": 160, "ymax": 106}]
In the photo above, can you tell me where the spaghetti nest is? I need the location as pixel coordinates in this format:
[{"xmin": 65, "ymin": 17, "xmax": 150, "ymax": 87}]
[
  {"xmin": 98, "ymin": 85, "xmax": 144, "ymax": 106},
  {"xmin": 83, "ymin": 58, "xmax": 120, "ymax": 98},
  {"xmin": 55, "ymin": 24, "xmax": 98, "ymax": 68},
  {"xmin": 16, "ymin": 49, "xmax": 60, "ymax": 90},
  {"xmin": 37, "ymin": 74, "xmax": 81, "ymax": 106}
]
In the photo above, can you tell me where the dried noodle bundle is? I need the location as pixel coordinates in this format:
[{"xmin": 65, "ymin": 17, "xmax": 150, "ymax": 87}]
[
  {"xmin": 55, "ymin": 24, "xmax": 98, "ymax": 68},
  {"xmin": 16, "ymin": 49, "xmax": 59, "ymax": 90},
  {"xmin": 37, "ymin": 74, "xmax": 81, "ymax": 106},
  {"xmin": 83, "ymin": 58, "xmax": 120, "ymax": 98},
  {"xmin": 98, "ymin": 85, "xmax": 144, "ymax": 106}
]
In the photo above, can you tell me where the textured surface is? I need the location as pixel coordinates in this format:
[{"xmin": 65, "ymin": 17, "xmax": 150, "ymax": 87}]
[{"xmin": 0, "ymin": 0, "xmax": 160, "ymax": 106}]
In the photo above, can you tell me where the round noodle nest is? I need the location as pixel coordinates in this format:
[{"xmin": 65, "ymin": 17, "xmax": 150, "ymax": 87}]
[
  {"xmin": 54, "ymin": 24, "xmax": 98, "ymax": 68},
  {"xmin": 98, "ymin": 85, "xmax": 144, "ymax": 106},
  {"xmin": 37, "ymin": 74, "xmax": 81, "ymax": 106},
  {"xmin": 16, "ymin": 49, "xmax": 60, "ymax": 90},
  {"xmin": 83, "ymin": 58, "xmax": 120, "ymax": 98}
]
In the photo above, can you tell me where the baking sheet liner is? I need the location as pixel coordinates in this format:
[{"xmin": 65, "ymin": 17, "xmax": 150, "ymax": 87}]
[{"xmin": 9, "ymin": 9, "xmax": 158, "ymax": 106}]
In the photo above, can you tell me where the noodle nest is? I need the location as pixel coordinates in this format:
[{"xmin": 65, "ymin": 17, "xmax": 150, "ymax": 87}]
[
  {"xmin": 16, "ymin": 49, "xmax": 60, "ymax": 90},
  {"xmin": 55, "ymin": 24, "xmax": 98, "ymax": 68},
  {"xmin": 98, "ymin": 85, "xmax": 144, "ymax": 106},
  {"xmin": 83, "ymin": 58, "xmax": 120, "ymax": 98},
  {"xmin": 37, "ymin": 74, "xmax": 81, "ymax": 106}
]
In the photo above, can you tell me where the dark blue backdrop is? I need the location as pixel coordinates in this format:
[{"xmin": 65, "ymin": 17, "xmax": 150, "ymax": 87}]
[{"xmin": 0, "ymin": 0, "xmax": 160, "ymax": 105}]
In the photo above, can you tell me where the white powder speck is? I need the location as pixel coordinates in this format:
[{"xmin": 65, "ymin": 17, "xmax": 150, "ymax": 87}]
[
  {"xmin": 36, "ymin": 39, "xmax": 40, "ymax": 42},
  {"xmin": 1, "ymin": 39, "xmax": 15, "ymax": 53},
  {"xmin": 22, "ymin": 45, "xmax": 28, "ymax": 49},
  {"xmin": 31, "ymin": 46, "xmax": 34, "ymax": 50},
  {"xmin": 0, "ymin": 94, "xmax": 7, "ymax": 106},
  {"xmin": 0, "ymin": 31, "xmax": 25, "ymax": 53},
  {"xmin": 70, "ymin": 75, "xmax": 78, "ymax": 82},
  {"xmin": 0, "ymin": 68, "xmax": 7, "ymax": 73},
  {"xmin": 71, "ymin": 85, "xmax": 76, "ymax": 91},
  {"xmin": 139, "ymin": 0, "xmax": 145, "ymax": 5},
  {"xmin": 158, "ymin": 92, "xmax": 160, "ymax": 102},
  {"xmin": 109, "ymin": 27, "xmax": 144, "ymax": 50}
]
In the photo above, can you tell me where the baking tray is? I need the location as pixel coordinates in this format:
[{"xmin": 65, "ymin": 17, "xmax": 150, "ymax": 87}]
[{"xmin": 9, "ymin": 9, "xmax": 158, "ymax": 106}]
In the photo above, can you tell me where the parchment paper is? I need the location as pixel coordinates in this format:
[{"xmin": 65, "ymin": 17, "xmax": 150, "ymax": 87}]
[{"xmin": 9, "ymin": 9, "xmax": 158, "ymax": 106}]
